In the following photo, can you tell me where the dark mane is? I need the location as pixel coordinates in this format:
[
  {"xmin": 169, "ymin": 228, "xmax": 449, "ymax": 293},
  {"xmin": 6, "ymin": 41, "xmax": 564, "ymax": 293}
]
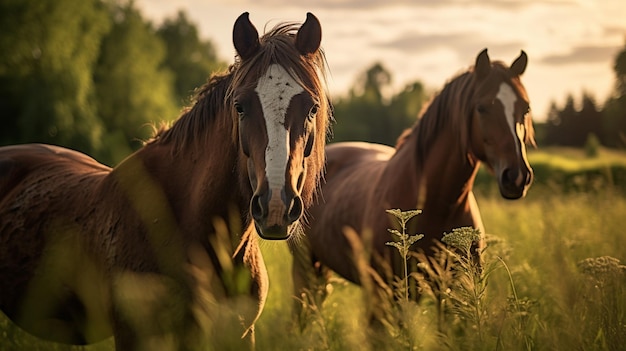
[
  {"xmin": 151, "ymin": 68, "xmax": 235, "ymax": 151},
  {"xmin": 396, "ymin": 61, "xmax": 535, "ymax": 167},
  {"xmin": 413, "ymin": 70, "xmax": 474, "ymax": 165}
]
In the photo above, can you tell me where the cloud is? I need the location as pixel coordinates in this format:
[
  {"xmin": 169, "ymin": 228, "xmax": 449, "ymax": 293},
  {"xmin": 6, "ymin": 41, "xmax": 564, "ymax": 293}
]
[
  {"xmin": 604, "ymin": 25, "xmax": 626, "ymax": 38},
  {"xmin": 218, "ymin": 0, "xmax": 576, "ymax": 11},
  {"xmin": 541, "ymin": 45, "xmax": 623, "ymax": 65},
  {"xmin": 375, "ymin": 30, "xmax": 526, "ymax": 59}
]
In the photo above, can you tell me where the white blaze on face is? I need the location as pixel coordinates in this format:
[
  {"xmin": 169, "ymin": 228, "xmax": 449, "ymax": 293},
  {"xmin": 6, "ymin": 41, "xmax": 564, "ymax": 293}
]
[
  {"xmin": 496, "ymin": 81, "xmax": 529, "ymax": 187},
  {"xmin": 496, "ymin": 82, "xmax": 525, "ymax": 153},
  {"xmin": 255, "ymin": 64, "xmax": 304, "ymax": 191}
]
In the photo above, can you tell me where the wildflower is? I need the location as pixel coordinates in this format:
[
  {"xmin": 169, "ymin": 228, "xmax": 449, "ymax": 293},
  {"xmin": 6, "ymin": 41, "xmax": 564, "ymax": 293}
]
[
  {"xmin": 577, "ymin": 256, "xmax": 626, "ymax": 276},
  {"xmin": 385, "ymin": 209, "xmax": 424, "ymax": 259},
  {"xmin": 385, "ymin": 209, "xmax": 424, "ymax": 302},
  {"xmin": 441, "ymin": 227, "xmax": 482, "ymax": 254},
  {"xmin": 386, "ymin": 209, "xmax": 422, "ymax": 224}
]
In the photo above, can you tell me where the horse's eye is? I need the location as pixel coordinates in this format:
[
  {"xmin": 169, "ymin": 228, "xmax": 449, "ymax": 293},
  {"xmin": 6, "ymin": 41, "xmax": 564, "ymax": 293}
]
[
  {"xmin": 308, "ymin": 105, "xmax": 319, "ymax": 120},
  {"xmin": 234, "ymin": 103, "xmax": 245, "ymax": 117},
  {"xmin": 477, "ymin": 105, "xmax": 488, "ymax": 114}
]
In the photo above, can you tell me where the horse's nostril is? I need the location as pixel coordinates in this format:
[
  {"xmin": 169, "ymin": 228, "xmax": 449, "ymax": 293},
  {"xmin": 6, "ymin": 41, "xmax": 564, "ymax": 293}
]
[
  {"xmin": 287, "ymin": 196, "xmax": 304, "ymax": 223},
  {"xmin": 251, "ymin": 195, "xmax": 265, "ymax": 221},
  {"xmin": 502, "ymin": 168, "xmax": 517, "ymax": 185}
]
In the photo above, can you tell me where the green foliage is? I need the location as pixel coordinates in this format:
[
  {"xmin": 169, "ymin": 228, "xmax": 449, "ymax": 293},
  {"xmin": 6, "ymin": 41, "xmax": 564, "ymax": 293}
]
[
  {"xmin": 0, "ymin": 1, "xmax": 224, "ymax": 166},
  {"xmin": 0, "ymin": 0, "xmax": 110, "ymax": 153},
  {"xmin": 94, "ymin": 2, "xmax": 179, "ymax": 164},
  {"xmin": 476, "ymin": 147, "xmax": 626, "ymax": 194},
  {"xmin": 385, "ymin": 209, "xmax": 424, "ymax": 301},
  {"xmin": 156, "ymin": 11, "xmax": 226, "ymax": 107},
  {"xmin": 584, "ymin": 133, "xmax": 601, "ymax": 158},
  {"xmin": 602, "ymin": 94, "xmax": 626, "ymax": 147},
  {"xmin": 601, "ymin": 41, "xmax": 626, "ymax": 147},
  {"xmin": 332, "ymin": 63, "xmax": 428, "ymax": 146}
]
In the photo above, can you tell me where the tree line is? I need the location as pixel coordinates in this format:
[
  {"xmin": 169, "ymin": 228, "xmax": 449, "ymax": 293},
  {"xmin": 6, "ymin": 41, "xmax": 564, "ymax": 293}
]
[
  {"xmin": 2, "ymin": 0, "xmax": 626, "ymax": 166},
  {"xmin": 330, "ymin": 42, "xmax": 626, "ymax": 151},
  {"xmin": 543, "ymin": 47, "xmax": 626, "ymax": 150},
  {"xmin": 0, "ymin": 0, "xmax": 224, "ymax": 165},
  {"xmin": 339, "ymin": 46, "xmax": 626, "ymax": 150},
  {"xmin": 0, "ymin": 0, "xmax": 428, "ymax": 164}
]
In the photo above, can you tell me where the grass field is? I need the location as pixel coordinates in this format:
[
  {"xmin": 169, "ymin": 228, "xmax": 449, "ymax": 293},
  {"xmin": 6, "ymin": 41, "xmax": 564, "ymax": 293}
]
[
  {"xmin": 253, "ymin": 188, "xmax": 626, "ymax": 351},
  {"xmin": 2, "ymin": 147, "xmax": 625, "ymax": 350}
]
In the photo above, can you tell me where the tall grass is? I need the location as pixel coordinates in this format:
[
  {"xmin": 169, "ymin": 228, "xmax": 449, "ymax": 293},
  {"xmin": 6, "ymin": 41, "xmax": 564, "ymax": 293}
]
[
  {"xmin": 2, "ymin": 185, "xmax": 625, "ymax": 350},
  {"xmin": 256, "ymin": 185, "xmax": 626, "ymax": 351}
]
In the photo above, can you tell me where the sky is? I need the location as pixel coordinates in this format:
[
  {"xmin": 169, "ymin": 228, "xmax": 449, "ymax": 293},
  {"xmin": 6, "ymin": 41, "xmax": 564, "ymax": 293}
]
[{"xmin": 135, "ymin": 0, "xmax": 626, "ymax": 122}]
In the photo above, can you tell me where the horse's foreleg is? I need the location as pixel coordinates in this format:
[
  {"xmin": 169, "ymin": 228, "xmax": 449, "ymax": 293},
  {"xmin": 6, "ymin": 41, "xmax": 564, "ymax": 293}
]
[
  {"xmin": 290, "ymin": 238, "xmax": 331, "ymax": 331},
  {"xmin": 110, "ymin": 271, "xmax": 199, "ymax": 351}
]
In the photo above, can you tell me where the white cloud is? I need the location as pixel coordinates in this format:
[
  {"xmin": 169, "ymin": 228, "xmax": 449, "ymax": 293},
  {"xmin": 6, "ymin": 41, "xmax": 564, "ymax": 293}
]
[{"xmin": 136, "ymin": 0, "xmax": 626, "ymax": 120}]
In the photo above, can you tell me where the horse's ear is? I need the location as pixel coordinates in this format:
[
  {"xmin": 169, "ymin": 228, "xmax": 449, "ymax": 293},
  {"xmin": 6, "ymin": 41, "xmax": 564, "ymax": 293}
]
[
  {"xmin": 474, "ymin": 48, "xmax": 491, "ymax": 81},
  {"xmin": 233, "ymin": 12, "xmax": 260, "ymax": 61},
  {"xmin": 295, "ymin": 12, "xmax": 322, "ymax": 56},
  {"xmin": 510, "ymin": 50, "xmax": 528, "ymax": 76}
]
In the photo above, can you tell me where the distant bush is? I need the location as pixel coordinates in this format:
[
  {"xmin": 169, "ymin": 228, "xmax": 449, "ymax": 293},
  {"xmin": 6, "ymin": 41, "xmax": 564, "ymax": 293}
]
[
  {"xmin": 584, "ymin": 134, "xmax": 601, "ymax": 158},
  {"xmin": 475, "ymin": 148, "xmax": 626, "ymax": 194}
]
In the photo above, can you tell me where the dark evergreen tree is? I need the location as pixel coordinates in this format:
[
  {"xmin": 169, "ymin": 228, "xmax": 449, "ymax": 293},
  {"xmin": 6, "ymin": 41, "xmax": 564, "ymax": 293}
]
[{"xmin": 603, "ymin": 41, "xmax": 626, "ymax": 147}]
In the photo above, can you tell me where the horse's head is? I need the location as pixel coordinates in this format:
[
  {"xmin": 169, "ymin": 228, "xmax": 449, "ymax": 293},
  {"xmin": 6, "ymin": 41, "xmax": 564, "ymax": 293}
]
[
  {"xmin": 469, "ymin": 49, "xmax": 535, "ymax": 199},
  {"xmin": 231, "ymin": 13, "xmax": 328, "ymax": 240}
]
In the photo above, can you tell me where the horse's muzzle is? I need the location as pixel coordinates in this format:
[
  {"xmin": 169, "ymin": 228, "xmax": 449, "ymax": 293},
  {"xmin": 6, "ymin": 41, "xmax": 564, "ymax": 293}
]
[
  {"xmin": 498, "ymin": 166, "xmax": 533, "ymax": 199},
  {"xmin": 250, "ymin": 188, "xmax": 303, "ymax": 240}
]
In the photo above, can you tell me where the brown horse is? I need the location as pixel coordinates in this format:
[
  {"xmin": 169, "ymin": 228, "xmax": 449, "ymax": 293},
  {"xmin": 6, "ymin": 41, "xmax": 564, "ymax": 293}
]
[
  {"xmin": 293, "ymin": 49, "xmax": 534, "ymax": 321},
  {"xmin": 0, "ymin": 12, "xmax": 331, "ymax": 350}
]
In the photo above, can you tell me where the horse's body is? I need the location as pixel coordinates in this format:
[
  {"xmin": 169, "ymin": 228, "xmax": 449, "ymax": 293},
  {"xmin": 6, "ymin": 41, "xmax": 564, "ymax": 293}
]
[
  {"xmin": 0, "ymin": 12, "xmax": 330, "ymax": 350},
  {"xmin": 293, "ymin": 49, "xmax": 534, "ymax": 320}
]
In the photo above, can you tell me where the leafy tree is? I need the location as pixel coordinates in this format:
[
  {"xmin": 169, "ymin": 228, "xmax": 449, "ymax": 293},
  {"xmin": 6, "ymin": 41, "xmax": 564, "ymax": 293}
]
[
  {"xmin": 332, "ymin": 63, "xmax": 427, "ymax": 146},
  {"xmin": 603, "ymin": 41, "xmax": 626, "ymax": 147},
  {"xmin": 157, "ymin": 11, "xmax": 226, "ymax": 107},
  {"xmin": 355, "ymin": 62, "xmax": 391, "ymax": 103},
  {"xmin": 388, "ymin": 82, "xmax": 426, "ymax": 143},
  {"xmin": 94, "ymin": 2, "xmax": 179, "ymax": 164},
  {"xmin": 0, "ymin": 0, "xmax": 110, "ymax": 153}
]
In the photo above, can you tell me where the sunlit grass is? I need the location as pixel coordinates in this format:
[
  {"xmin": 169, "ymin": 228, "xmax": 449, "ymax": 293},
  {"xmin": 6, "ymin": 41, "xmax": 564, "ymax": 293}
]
[
  {"xmin": 2, "ymin": 148, "xmax": 626, "ymax": 350},
  {"xmin": 255, "ymin": 185, "xmax": 626, "ymax": 351},
  {"xmin": 528, "ymin": 146, "xmax": 626, "ymax": 171}
]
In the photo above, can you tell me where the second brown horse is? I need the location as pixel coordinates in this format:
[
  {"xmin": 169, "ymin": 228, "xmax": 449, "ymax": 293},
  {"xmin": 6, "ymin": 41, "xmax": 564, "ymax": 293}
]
[{"xmin": 293, "ymin": 49, "xmax": 535, "ymax": 322}]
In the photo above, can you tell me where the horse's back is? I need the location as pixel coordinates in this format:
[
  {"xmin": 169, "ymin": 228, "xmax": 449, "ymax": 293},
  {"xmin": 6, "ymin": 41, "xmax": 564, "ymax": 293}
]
[
  {"xmin": 324, "ymin": 142, "xmax": 393, "ymax": 174},
  {"xmin": 0, "ymin": 144, "xmax": 110, "ymax": 196},
  {"xmin": 305, "ymin": 142, "xmax": 394, "ymax": 282},
  {"xmin": 0, "ymin": 144, "xmax": 112, "ymax": 344},
  {"xmin": 318, "ymin": 141, "xmax": 393, "ymax": 222}
]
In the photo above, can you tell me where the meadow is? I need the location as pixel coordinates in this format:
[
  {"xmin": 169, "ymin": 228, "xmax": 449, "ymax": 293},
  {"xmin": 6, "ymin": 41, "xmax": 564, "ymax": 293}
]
[{"xmin": 1, "ymin": 147, "xmax": 625, "ymax": 350}]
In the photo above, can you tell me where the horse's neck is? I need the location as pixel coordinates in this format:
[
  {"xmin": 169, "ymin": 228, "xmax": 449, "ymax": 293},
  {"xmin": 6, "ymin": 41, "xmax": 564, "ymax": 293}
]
[
  {"xmin": 392, "ymin": 117, "xmax": 479, "ymax": 218},
  {"xmin": 113, "ymin": 137, "xmax": 251, "ymax": 244}
]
